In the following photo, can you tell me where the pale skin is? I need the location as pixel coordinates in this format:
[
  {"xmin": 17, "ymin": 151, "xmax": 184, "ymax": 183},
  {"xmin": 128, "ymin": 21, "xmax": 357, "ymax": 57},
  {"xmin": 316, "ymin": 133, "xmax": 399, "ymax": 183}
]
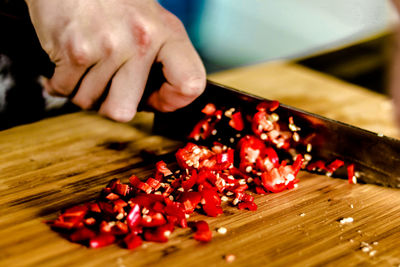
[{"xmin": 25, "ymin": 0, "xmax": 206, "ymax": 122}]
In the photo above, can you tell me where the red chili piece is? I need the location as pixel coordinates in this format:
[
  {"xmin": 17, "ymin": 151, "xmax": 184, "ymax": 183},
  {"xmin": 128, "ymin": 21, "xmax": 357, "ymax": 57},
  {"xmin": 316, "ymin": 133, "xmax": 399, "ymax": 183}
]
[
  {"xmin": 347, "ymin": 164, "xmax": 356, "ymax": 184},
  {"xmin": 49, "ymin": 101, "xmax": 353, "ymax": 250},
  {"xmin": 193, "ymin": 221, "xmax": 212, "ymax": 242}
]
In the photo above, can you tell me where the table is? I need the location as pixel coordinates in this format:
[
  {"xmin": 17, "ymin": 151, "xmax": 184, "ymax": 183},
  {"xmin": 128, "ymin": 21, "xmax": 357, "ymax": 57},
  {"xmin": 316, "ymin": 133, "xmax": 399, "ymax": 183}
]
[{"xmin": 1, "ymin": 62, "xmax": 399, "ymax": 266}]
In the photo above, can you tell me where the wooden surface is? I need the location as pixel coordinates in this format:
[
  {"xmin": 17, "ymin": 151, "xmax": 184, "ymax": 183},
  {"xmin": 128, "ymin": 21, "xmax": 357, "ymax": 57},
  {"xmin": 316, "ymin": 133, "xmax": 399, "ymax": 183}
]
[{"xmin": 1, "ymin": 62, "xmax": 400, "ymax": 267}]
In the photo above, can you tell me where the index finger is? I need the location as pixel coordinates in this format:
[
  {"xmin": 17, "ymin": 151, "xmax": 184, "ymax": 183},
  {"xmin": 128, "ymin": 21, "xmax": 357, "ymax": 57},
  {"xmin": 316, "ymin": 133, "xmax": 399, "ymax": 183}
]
[{"xmin": 147, "ymin": 36, "xmax": 206, "ymax": 112}]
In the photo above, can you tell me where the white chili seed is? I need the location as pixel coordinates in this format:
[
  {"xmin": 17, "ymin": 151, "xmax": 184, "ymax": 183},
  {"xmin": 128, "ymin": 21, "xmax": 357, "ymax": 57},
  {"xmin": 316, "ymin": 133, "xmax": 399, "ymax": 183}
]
[
  {"xmin": 369, "ymin": 250, "xmax": 377, "ymax": 257},
  {"xmin": 260, "ymin": 133, "xmax": 268, "ymax": 140},
  {"xmin": 292, "ymin": 132, "xmax": 300, "ymax": 142},
  {"xmin": 306, "ymin": 143, "xmax": 312, "ymax": 152},
  {"xmin": 245, "ymin": 166, "xmax": 252, "ymax": 173},
  {"xmin": 362, "ymin": 247, "xmax": 370, "ymax": 253},
  {"xmin": 217, "ymin": 227, "xmax": 227, "ymax": 234},
  {"xmin": 271, "ymin": 113, "xmax": 279, "ymax": 122},
  {"xmin": 225, "ymin": 254, "xmax": 236, "ymax": 263},
  {"xmin": 339, "ymin": 217, "xmax": 354, "ymax": 224}
]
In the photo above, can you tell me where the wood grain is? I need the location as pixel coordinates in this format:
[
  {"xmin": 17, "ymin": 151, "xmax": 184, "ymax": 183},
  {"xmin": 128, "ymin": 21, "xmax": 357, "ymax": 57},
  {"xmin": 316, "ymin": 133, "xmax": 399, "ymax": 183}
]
[{"xmin": 1, "ymin": 62, "xmax": 399, "ymax": 267}]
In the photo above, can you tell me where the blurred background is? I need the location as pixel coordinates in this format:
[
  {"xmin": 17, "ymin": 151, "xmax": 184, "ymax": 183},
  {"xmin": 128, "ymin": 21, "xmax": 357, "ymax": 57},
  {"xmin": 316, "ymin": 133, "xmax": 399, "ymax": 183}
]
[
  {"xmin": 0, "ymin": 0, "xmax": 399, "ymax": 129},
  {"xmin": 159, "ymin": 0, "xmax": 399, "ymax": 93}
]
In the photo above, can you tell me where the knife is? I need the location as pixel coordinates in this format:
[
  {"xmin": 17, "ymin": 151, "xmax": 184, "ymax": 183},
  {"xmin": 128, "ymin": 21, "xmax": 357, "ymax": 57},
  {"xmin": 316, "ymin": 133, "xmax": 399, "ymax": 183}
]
[{"xmin": 152, "ymin": 80, "xmax": 400, "ymax": 188}]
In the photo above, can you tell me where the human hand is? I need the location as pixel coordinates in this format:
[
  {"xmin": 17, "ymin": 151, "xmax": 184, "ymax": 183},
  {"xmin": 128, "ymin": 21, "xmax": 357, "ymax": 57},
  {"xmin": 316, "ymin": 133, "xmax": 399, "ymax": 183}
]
[{"xmin": 25, "ymin": 0, "xmax": 206, "ymax": 122}]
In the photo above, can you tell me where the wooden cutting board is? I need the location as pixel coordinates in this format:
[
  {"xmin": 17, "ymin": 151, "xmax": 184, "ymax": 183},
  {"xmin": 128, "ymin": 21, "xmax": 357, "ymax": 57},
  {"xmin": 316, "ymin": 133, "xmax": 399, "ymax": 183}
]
[{"xmin": 1, "ymin": 62, "xmax": 399, "ymax": 267}]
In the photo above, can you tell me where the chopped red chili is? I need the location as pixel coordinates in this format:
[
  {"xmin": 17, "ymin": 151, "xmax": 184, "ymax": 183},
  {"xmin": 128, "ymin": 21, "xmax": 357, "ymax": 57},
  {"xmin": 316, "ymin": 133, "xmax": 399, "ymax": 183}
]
[
  {"xmin": 89, "ymin": 234, "xmax": 116, "ymax": 248},
  {"xmin": 49, "ymin": 100, "xmax": 356, "ymax": 250},
  {"xmin": 124, "ymin": 233, "xmax": 143, "ymax": 250},
  {"xmin": 347, "ymin": 163, "xmax": 356, "ymax": 184},
  {"xmin": 229, "ymin": 111, "xmax": 245, "ymax": 131},
  {"xmin": 192, "ymin": 221, "xmax": 212, "ymax": 242}
]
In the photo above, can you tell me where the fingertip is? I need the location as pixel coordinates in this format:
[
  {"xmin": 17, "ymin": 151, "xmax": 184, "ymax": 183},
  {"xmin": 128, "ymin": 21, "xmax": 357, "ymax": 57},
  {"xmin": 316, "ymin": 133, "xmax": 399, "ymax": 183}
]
[
  {"xmin": 72, "ymin": 95, "xmax": 93, "ymax": 110},
  {"xmin": 148, "ymin": 74, "xmax": 206, "ymax": 112},
  {"xmin": 178, "ymin": 75, "xmax": 206, "ymax": 99},
  {"xmin": 99, "ymin": 105, "xmax": 137, "ymax": 123}
]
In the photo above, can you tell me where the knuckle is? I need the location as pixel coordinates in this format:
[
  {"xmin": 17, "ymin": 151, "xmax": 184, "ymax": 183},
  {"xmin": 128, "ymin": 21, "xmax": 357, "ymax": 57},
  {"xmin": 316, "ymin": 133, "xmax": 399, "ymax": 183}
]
[
  {"xmin": 132, "ymin": 22, "xmax": 154, "ymax": 50},
  {"xmin": 101, "ymin": 34, "xmax": 117, "ymax": 56},
  {"xmin": 68, "ymin": 42, "xmax": 92, "ymax": 66},
  {"xmin": 162, "ymin": 11, "xmax": 186, "ymax": 35}
]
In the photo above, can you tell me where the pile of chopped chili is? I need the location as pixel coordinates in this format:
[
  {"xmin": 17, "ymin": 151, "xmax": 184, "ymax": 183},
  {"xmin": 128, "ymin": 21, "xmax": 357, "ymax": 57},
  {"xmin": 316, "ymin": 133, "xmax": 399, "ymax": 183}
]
[{"xmin": 49, "ymin": 101, "xmax": 354, "ymax": 249}]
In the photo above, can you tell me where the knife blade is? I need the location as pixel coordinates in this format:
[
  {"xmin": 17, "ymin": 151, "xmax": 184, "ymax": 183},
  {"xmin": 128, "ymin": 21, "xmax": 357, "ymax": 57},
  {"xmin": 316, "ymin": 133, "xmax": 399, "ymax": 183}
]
[{"xmin": 153, "ymin": 80, "xmax": 400, "ymax": 188}]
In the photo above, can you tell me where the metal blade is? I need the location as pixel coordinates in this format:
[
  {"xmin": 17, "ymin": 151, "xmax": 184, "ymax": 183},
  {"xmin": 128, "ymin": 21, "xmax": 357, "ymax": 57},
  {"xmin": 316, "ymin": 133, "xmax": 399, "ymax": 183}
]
[{"xmin": 153, "ymin": 80, "xmax": 400, "ymax": 188}]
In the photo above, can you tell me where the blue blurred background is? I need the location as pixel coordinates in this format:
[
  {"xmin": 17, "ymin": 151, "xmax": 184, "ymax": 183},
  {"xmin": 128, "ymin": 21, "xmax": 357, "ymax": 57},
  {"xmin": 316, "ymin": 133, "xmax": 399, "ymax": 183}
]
[{"xmin": 158, "ymin": 0, "xmax": 398, "ymax": 73}]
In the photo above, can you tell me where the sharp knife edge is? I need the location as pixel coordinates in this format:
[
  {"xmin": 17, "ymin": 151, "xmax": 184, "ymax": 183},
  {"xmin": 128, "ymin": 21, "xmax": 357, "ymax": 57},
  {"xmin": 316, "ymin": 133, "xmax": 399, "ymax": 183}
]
[{"xmin": 153, "ymin": 80, "xmax": 400, "ymax": 188}]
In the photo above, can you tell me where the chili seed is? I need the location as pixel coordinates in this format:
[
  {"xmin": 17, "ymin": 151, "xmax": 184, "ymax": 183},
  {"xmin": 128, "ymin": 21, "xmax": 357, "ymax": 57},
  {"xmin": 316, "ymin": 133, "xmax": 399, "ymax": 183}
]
[
  {"xmin": 186, "ymin": 160, "xmax": 194, "ymax": 167},
  {"xmin": 164, "ymin": 231, "xmax": 171, "ymax": 238},
  {"xmin": 245, "ymin": 166, "xmax": 252, "ymax": 173},
  {"xmin": 306, "ymin": 143, "xmax": 312, "ymax": 152},
  {"xmin": 339, "ymin": 217, "xmax": 354, "ymax": 224},
  {"xmin": 289, "ymin": 123, "xmax": 298, "ymax": 132},
  {"xmin": 224, "ymin": 108, "xmax": 235, "ymax": 118},
  {"xmin": 271, "ymin": 113, "xmax": 279, "ymax": 122},
  {"xmin": 292, "ymin": 132, "xmax": 300, "ymax": 142},
  {"xmin": 362, "ymin": 246, "xmax": 370, "ymax": 253},
  {"xmin": 224, "ymin": 254, "xmax": 236, "ymax": 263},
  {"xmin": 260, "ymin": 133, "xmax": 268, "ymax": 140},
  {"xmin": 217, "ymin": 227, "xmax": 227, "ymax": 234},
  {"xmin": 369, "ymin": 250, "xmax": 377, "ymax": 257},
  {"xmin": 286, "ymin": 174, "xmax": 295, "ymax": 181},
  {"xmin": 142, "ymin": 208, "xmax": 149, "ymax": 215}
]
